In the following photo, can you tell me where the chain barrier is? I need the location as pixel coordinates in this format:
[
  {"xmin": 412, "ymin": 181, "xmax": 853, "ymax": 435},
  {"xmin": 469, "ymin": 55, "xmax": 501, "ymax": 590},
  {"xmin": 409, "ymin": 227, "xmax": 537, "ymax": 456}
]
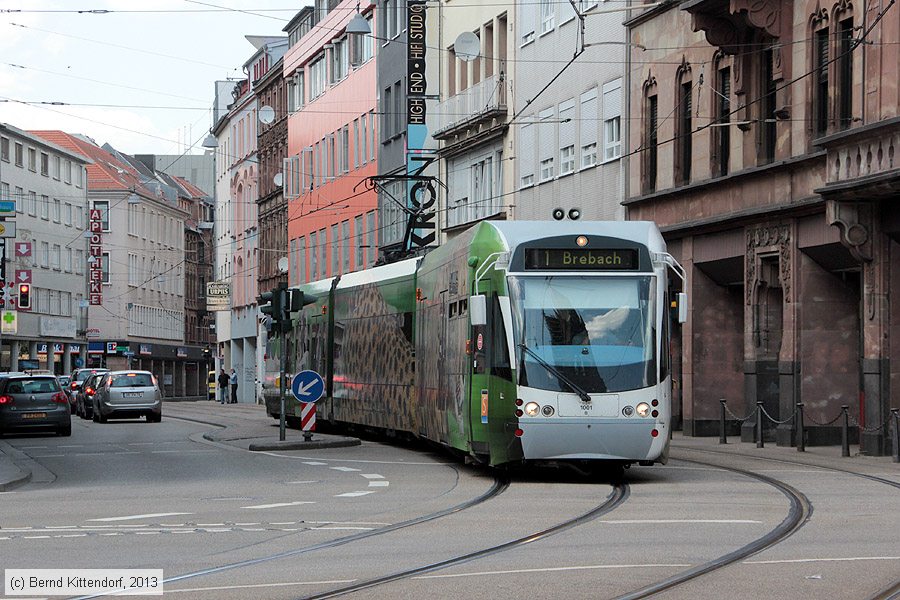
[
  {"xmin": 722, "ymin": 403, "xmax": 756, "ymax": 423},
  {"xmin": 759, "ymin": 405, "xmax": 798, "ymax": 425},
  {"xmin": 804, "ymin": 410, "xmax": 845, "ymax": 427},
  {"xmin": 849, "ymin": 414, "xmax": 893, "ymax": 434}
]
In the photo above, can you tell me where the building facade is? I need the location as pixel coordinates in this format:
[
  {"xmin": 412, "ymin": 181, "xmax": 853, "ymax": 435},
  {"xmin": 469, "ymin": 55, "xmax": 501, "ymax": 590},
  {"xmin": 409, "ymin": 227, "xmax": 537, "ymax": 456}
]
[
  {"xmin": 624, "ymin": 0, "xmax": 900, "ymax": 455},
  {"xmin": 1, "ymin": 123, "xmax": 91, "ymax": 373},
  {"xmin": 284, "ymin": 1, "xmax": 379, "ymax": 285},
  {"xmin": 515, "ymin": 0, "xmax": 625, "ymax": 223}
]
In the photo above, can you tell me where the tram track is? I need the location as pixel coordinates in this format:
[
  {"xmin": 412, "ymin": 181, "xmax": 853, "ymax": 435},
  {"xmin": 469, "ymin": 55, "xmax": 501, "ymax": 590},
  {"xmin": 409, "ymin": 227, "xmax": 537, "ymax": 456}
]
[
  {"xmin": 73, "ymin": 468, "xmax": 509, "ymax": 600},
  {"xmin": 296, "ymin": 481, "xmax": 631, "ymax": 600},
  {"xmin": 669, "ymin": 446, "xmax": 900, "ymax": 600}
]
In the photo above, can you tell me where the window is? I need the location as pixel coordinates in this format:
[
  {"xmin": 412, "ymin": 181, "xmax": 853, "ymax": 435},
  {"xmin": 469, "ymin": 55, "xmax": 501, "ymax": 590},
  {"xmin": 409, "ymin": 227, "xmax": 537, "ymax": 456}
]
[
  {"xmin": 0, "ymin": 136, "xmax": 7, "ymax": 162},
  {"xmin": 759, "ymin": 48, "xmax": 776, "ymax": 165},
  {"xmin": 330, "ymin": 37, "xmax": 349, "ymax": 83},
  {"xmin": 339, "ymin": 126, "xmax": 349, "ymax": 174},
  {"xmin": 644, "ymin": 92, "xmax": 658, "ymax": 193},
  {"xmin": 540, "ymin": 0, "xmax": 555, "ymax": 34},
  {"xmin": 28, "ymin": 148, "xmax": 36, "ymax": 171},
  {"xmin": 360, "ymin": 115, "xmax": 368, "ymax": 166},
  {"xmin": 51, "ymin": 244, "xmax": 60, "ymax": 270},
  {"xmin": 40, "ymin": 195, "xmax": 49, "ymax": 220},
  {"xmin": 319, "ymin": 228, "xmax": 327, "ymax": 276},
  {"xmin": 75, "ymin": 250, "xmax": 84, "ymax": 275},
  {"xmin": 383, "ymin": 85, "xmax": 393, "ymax": 138},
  {"xmin": 101, "ymin": 252, "xmax": 110, "ymax": 284},
  {"xmin": 580, "ymin": 87, "xmax": 598, "ymax": 168},
  {"xmin": 129, "ymin": 253, "xmax": 139, "ymax": 286},
  {"xmin": 353, "ymin": 119, "xmax": 360, "ymax": 169},
  {"xmin": 519, "ymin": 122, "xmax": 535, "ymax": 188},
  {"xmin": 61, "ymin": 291, "xmax": 71, "ymax": 316},
  {"xmin": 52, "ymin": 155, "xmax": 61, "ymax": 180},
  {"xmin": 14, "ymin": 142, "xmax": 23, "ymax": 167},
  {"xmin": 75, "ymin": 165, "xmax": 83, "ymax": 187},
  {"xmin": 52, "ymin": 198, "xmax": 61, "ymax": 222},
  {"xmin": 602, "ymin": 79, "xmax": 622, "ymax": 161},
  {"xmin": 351, "ymin": 16, "xmax": 374, "ymax": 65},
  {"xmin": 331, "ymin": 224, "xmax": 340, "ymax": 275},
  {"xmin": 538, "ymin": 108, "xmax": 555, "ymax": 182},
  {"xmin": 0, "ymin": 183, "xmax": 7, "ymax": 204},
  {"xmin": 27, "ymin": 191, "xmax": 36, "ymax": 216},
  {"xmin": 309, "ymin": 54, "xmax": 326, "ymax": 99},
  {"xmin": 366, "ymin": 211, "xmax": 376, "ymax": 266},
  {"xmin": 40, "ymin": 152, "xmax": 49, "ymax": 176},
  {"xmin": 558, "ymin": 99, "xmax": 575, "ymax": 175},
  {"xmin": 837, "ymin": 17, "xmax": 853, "ymax": 130},
  {"xmin": 369, "ymin": 110, "xmax": 377, "ymax": 160},
  {"xmin": 65, "ymin": 248, "xmax": 72, "ymax": 272},
  {"xmin": 64, "ymin": 203, "xmax": 72, "ymax": 225},
  {"xmin": 714, "ymin": 65, "xmax": 731, "ymax": 177},
  {"xmin": 382, "ymin": 0, "xmax": 402, "ymax": 39},
  {"xmin": 355, "ymin": 215, "xmax": 364, "ymax": 269},
  {"xmin": 676, "ymin": 74, "xmax": 692, "ymax": 185},
  {"xmin": 64, "ymin": 159, "xmax": 72, "ymax": 183},
  {"xmin": 14, "ymin": 187, "xmax": 22, "ymax": 213},
  {"xmin": 93, "ymin": 201, "xmax": 110, "ymax": 231},
  {"xmin": 341, "ymin": 220, "xmax": 351, "ymax": 273},
  {"xmin": 41, "ymin": 241, "xmax": 50, "ymax": 267},
  {"xmin": 310, "ymin": 231, "xmax": 318, "ymax": 280},
  {"xmin": 298, "ymin": 236, "xmax": 307, "ymax": 283}
]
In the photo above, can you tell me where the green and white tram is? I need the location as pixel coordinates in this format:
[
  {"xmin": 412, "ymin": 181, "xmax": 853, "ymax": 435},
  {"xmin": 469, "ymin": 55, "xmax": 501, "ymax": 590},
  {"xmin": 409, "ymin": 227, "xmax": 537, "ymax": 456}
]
[{"xmin": 264, "ymin": 220, "xmax": 685, "ymax": 468}]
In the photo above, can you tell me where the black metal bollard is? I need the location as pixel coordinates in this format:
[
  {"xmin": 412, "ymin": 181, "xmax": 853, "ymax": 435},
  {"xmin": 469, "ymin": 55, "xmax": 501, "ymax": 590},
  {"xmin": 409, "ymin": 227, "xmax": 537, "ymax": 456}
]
[
  {"xmin": 841, "ymin": 405, "xmax": 850, "ymax": 458},
  {"xmin": 756, "ymin": 401, "xmax": 764, "ymax": 448},
  {"xmin": 891, "ymin": 409, "xmax": 899, "ymax": 464},
  {"xmin": 796, "ymin": 402, "xmax": 805, "ymax": 453},
  {"xmin": 719, "ymin": 399, "xmax": 727, "ymax": 444}
]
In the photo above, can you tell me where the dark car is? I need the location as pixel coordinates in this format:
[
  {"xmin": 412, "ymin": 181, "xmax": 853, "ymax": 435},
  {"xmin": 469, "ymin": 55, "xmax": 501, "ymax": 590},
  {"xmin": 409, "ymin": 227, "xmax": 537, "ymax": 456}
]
[
  {"xmin": 93, "ymin": 371, "xmax": 162, "ymax": 423},
  {"xmin": 77, "ymin": 372, "xmax": 107, "ymax": 420},
  {"xmin": 0, "ymin": 374, "xmax": 71, "ymax": 437},
  {"xmin": 71, "ymin": 368, "xmax": 109, "ymax": 418}
]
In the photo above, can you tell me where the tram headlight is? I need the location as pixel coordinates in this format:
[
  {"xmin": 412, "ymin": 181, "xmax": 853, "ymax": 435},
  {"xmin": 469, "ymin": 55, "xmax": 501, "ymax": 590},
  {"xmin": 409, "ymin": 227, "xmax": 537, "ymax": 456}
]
[
  {"xmin": 541, "ymin": 405, "xmax": 555, "ymax": 417},
  {"xmin": 524, "ymin": 402, "xmax": 541, "ymax": 417},
  {"xmin": 622, "ymin": 406, "xmax": 635, "ymax": 417},
  {"xmin": 636, "ymin": 402, "xmax": 651, "ymax": 417}
]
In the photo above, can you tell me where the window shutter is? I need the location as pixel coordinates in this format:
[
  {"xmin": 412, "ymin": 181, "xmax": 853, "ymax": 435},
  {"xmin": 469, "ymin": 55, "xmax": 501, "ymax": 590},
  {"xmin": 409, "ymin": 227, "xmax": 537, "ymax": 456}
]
[
  {"xmin": 602, "ymin": 79, "xmax": 622, "ymax": 121},
  {"xmin": 559, "ymin": 99, "xmax": 575, "ymax": 151},
  {"xmin": 581, "ymin": 87, "xmax": 598, "ymax": 146},
  {"xmin": 538, "ymin": 108, "xmax": 555, "ymax": 163},
  {"xmin": 519, "ymin": 122, "xmax": 535, "ymax": 183},
  {"xmin": 520, "ymin": 0, "xmax": 536, "ymax": 43}
]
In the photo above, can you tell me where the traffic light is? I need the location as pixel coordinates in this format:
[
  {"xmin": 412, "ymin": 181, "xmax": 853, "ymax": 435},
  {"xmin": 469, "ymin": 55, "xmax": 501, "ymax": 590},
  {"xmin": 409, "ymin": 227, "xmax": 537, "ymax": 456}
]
[
  {"xmin": 258, "ymin": 286, "xmax": 283, "ymax": 321},
  {"xmin": 18, "ymin": 283, "xmax": 31, "ymax": 309}
]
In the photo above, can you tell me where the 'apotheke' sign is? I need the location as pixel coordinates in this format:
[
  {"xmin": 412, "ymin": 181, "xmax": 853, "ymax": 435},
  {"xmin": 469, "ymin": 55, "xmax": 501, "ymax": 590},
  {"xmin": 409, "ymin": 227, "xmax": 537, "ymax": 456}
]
[{"xmin": 88, "ymin": 207, "xmax": 104, "ymax": 305}]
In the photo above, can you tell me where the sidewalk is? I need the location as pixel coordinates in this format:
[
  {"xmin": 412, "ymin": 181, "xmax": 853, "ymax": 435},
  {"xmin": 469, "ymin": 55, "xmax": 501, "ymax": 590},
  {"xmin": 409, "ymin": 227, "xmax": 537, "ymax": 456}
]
[{"xmin": 0, "ymin": 441, "xmax": 31, "ymax": 491}]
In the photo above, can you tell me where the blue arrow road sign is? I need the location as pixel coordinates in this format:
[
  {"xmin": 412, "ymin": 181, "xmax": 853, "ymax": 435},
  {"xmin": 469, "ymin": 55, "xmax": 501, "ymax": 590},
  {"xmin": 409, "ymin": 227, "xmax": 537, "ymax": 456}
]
[{"xmin": 291, "ymin": 370, "xmax": 325, "ymax": 403}]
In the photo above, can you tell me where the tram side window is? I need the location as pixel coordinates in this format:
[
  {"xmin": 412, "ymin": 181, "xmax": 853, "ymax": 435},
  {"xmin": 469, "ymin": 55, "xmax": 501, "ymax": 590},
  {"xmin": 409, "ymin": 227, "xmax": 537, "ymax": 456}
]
[
  {"xmin": 660, "ymin": 292, "xmax": 670, "ymax": 381},
  {"xmin": 490, "ymin": 293, "xmax": 512, "ymax": 380}
]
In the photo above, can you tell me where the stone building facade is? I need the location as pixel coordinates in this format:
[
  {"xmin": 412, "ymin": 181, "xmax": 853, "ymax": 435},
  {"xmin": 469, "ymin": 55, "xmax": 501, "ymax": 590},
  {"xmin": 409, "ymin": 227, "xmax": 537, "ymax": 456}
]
[{"xmin": 624, "ymin": 0, "xmax": 899, "ymax": 454}]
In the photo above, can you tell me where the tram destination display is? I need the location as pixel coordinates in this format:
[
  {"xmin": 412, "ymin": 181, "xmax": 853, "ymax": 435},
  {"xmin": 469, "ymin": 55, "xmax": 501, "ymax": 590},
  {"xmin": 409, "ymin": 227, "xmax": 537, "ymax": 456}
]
[{"xmin": 523, "ymin": 247, "xmax": 639, "ymax": 270}]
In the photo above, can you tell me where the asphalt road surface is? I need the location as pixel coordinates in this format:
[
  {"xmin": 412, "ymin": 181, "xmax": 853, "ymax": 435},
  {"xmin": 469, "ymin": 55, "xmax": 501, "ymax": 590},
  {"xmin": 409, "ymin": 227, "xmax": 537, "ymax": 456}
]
[{"xmin": 0, "ymin": 403, "xmax": 898, "ymax": 599}]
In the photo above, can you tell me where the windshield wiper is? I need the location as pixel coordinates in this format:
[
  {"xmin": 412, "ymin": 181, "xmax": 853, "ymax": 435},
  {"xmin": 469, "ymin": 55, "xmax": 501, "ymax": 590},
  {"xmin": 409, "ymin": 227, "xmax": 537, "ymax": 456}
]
[{"xmin": 518, "ymin": 343, "xmax": 592, "ymax": 402}]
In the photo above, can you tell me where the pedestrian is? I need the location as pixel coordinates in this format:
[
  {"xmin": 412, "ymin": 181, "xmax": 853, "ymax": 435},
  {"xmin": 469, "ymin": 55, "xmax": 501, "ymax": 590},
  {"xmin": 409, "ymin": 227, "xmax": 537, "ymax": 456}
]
[
  {"xmin": 217, "ymin": 369, "xmax": 228, "ymax": 404},
  {"xmin": 229, "ymin": 368, "xmax": 238, "ymax": 404}
]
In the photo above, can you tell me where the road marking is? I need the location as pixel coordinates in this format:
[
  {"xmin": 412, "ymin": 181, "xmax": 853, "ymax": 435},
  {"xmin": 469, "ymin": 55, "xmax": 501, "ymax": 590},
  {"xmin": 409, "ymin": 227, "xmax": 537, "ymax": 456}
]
[
  {"xmin": 302, "ymin": 461, "xmax": 327, "ymax": 465},
  {"xmin": 361, "ymin": 474, "xmax": 384, "ymax": 479},
  {"xmin": 367, "ymin": 481, "xmax": 390, "ymax": 487},
  {"xmin": 240, "ymin": 501, "xmax": 314, "ymax": 510},
  {"xmin": 284, "ymin": 480, "xmax": 317, "ymax": 484},
  {"xmin": 745, "ymin": 557, "xmax": 900, "ymax": 565},
  {"xmin": 233, "ymin": 522, "xmax": 259, "ymax": 526},
  {"xmin": 413, "ymin": 563, "xmax": 693, "ymax": 580},
  {"xmin": 330, "ymin": 466, "xmax": 360, "ymax": 472},
  {"xmin": 164, "ymin": 580, "xmax": 357, "ymax": 594},
  {"xmin": 196, "ymin": 523, "xmax": 224, "ymax": 527},
  {"xmin": 312, "ymin": 526, "xmax": 374, "ymax": 531},
  {"xmin": 598, "ymin": 519, "xmax": 762, "ymax": 524},
  {"xmin": 18, "ymin": 446, "xmax": 48, "ymax": 449},
  {"xmin": 88, "ymin": 512, "xmax": 192, "ymax": 522},
  {"xmin": 58, "ymin": 445, "xmax": 83, "ymax": 448},
  {"xmin": 335, "ymin": 491, "xmax": 374, "ymax": 497},
  {"xmin": 271, "ymin": 522, "xmax": 296, "ymax": 525}
]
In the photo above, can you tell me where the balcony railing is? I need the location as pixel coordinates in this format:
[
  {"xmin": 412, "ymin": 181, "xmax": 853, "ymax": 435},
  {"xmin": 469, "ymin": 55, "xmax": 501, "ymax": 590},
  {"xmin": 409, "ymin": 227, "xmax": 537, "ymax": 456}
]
[{"xmin": 434, "ymin": 74, "xmax": 507, "ymax": 137}]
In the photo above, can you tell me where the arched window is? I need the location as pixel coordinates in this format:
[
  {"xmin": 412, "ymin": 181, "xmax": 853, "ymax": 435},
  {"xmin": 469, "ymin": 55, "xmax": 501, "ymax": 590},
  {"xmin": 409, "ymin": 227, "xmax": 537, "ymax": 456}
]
[
  {"xmin": 675, "ymin": 59, "xmax": 693, "ymax": 185},
  {"xmin": 712, "ymin": 52, "xmax": 732, "ymax": 177},
  {"xmin": 641, "ymin": 74, "xmax": 658, "ymax": 194}
]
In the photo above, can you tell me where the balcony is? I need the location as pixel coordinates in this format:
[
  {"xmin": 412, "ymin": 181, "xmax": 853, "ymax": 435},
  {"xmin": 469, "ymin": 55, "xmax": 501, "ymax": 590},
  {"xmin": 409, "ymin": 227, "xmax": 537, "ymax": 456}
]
[{"xmin": 434, "ymin": 74, "xmax": 507, "ymax": 139}]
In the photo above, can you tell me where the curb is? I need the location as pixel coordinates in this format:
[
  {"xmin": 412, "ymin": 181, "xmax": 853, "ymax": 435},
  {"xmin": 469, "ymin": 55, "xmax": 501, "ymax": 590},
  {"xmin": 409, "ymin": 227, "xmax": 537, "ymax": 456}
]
[
  {"xmin": 248, "ymin": 438, "xmax": 361, "ymax": 451},
  {"xmin": 0, "ymin": 464, "xmax": 31, "ymax": 492}
]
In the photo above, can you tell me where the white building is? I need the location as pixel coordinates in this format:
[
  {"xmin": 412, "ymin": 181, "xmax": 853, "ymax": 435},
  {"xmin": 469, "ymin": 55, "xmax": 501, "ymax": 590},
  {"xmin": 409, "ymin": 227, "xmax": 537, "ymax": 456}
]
[
  {"xmin": 514, "ymin": 0, "xmax": 625, "ymax": 222},
  {"xmin": 0, "ymin": 123, "xmax": 91, "ymax": 372}
]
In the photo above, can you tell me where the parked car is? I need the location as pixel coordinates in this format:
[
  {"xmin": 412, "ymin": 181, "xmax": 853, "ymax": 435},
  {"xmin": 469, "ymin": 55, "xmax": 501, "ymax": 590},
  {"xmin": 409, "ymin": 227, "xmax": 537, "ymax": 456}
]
[
  {"xmin": 77, "ymin": 372, "xmax": 107, "ymax": 420},
  {"xmin": 70, "ymin": 368, "xmax": 109, "ymax": 418},
  {"xmin": 207, "ymin": 370, "xmax": 216, "ymax": 400},
  {"xmin": 93, "ymin": 370, "xmax": 162, "ymax": 423},
  {"xmin": 0, "ymin": 373, "xmax": 71, "ymax": 437}
]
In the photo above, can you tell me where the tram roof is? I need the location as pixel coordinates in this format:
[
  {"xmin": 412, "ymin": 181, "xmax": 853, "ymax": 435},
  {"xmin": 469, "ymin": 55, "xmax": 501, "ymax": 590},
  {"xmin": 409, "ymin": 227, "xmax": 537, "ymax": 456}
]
[{"xmin": 483, "ymin": 220, "xmax": 666, "ymax": 252}]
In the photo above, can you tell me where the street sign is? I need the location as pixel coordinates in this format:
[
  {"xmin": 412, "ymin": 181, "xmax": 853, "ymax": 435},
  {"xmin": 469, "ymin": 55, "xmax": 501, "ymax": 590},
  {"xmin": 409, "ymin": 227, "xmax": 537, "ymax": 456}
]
[
  {"xmin": 14, "ymin": 242, "xmax": 31, "ymax": 257},
  {"xmin": 206, "ymin": 281, "xmax": 231, "ymax": 311},
  {"xmin": 15, "ymin": 269, "xmax": 31, "ymax": 284},
  {"xmin": 290, "ymin": 370, "xmax": 325, "ymax": 403},
  {"xmin": 0, "ymin": 222, "xmax": 16, "ymax": 238},
  {"xmin": 0, "ymin": 201, "xmax": 15, "ymax": 214},
  {"xmin": 1, "ymin": 310, "xmax": 17, "ymax": 334}
]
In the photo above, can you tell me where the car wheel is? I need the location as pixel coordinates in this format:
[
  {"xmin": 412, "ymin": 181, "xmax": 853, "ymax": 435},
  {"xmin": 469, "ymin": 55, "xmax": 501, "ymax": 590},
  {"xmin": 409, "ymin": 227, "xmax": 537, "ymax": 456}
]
[
  {"xmin": 58, "ymin": 422, "xmax": 72, "ymax": 437},
  {"xmin": 147, "ymin": 413, "xmax": 161, "ymax": 423},
  {"xmin": 97, "ymin": 411, "xmax": 107, "ymax": 423},
  {"xmin": 92, "ymin": 409, "xmax": 99, "ymax": 423}
]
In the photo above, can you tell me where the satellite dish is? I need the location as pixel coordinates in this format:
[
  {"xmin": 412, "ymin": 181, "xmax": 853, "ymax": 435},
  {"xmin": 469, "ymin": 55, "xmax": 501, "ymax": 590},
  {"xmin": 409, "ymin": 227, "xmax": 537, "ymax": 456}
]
[
  {"xmin": 454, "ymin": 31, "xmax": 480, "ymax": 62},
  {"xmin": 277, "ymin": 257, "xmax": 289, "ymax": 273},
  {"xmin": 258, "ymin": 105, "xmax": 275, "ymax": 124},
  {"xmin": 273, "ymin": 172, "xmax": 283, "ymax": 187}
]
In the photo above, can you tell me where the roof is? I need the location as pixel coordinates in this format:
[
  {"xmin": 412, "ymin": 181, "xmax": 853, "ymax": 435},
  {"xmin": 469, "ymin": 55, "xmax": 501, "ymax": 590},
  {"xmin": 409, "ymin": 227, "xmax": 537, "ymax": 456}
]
[
  {"xmin": 29, "ymin": 130, "xmax": 154, "ymax": 196},
  {"xmin": 1, "ymin": 122, "xmax": 93, "ymax": 164},
  {"xmin": 172, "ymin": 176, "xmax": 208, "ymax": 199}
]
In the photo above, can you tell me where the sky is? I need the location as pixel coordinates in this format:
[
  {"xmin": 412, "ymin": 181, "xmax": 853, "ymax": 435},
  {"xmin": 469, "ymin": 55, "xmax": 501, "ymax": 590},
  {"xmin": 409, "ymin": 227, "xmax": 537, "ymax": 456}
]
[{"xmin": 0, "ymin": 0, "xmax": 309, "ymax": 155}]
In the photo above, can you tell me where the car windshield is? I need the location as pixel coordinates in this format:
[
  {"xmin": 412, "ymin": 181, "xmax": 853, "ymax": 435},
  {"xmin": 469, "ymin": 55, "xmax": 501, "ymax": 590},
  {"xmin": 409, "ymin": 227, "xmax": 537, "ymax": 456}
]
[
  {"xmin": 76, "ymin": 370, "xmax": 103, "ymax": 382},
  {"xmin": 110, "ymin": 373, "xmax": 154, "ymax": 388},
  {"xmin": 508, "ymin": 275, "xmax": 657, "ymax": 394},
  {"xmin": 5, "ymin": 378, "xmax": 60, "ymax": 394}
]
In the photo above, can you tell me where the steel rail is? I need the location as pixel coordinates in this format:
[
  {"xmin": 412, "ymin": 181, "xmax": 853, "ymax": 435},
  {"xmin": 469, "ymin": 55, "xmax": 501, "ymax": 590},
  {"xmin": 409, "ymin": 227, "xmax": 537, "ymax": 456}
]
[{"xmin": 297, "ymin": 481, "xmax": 631, "ymax": 600}]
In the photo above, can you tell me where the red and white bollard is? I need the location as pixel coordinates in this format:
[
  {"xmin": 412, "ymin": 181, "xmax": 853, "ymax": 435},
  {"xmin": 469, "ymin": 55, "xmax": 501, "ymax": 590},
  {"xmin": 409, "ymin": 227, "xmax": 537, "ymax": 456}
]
[{"xmin": 300, "ymin": 402, "xmax": 316, "ymax": 441}]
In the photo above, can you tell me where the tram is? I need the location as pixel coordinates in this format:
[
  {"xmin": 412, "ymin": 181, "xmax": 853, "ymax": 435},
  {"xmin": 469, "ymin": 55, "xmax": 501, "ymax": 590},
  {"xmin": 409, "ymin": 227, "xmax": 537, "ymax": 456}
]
[{"xmin": 264, "ymin": 221, "xmax": 686, "ymax": 468}]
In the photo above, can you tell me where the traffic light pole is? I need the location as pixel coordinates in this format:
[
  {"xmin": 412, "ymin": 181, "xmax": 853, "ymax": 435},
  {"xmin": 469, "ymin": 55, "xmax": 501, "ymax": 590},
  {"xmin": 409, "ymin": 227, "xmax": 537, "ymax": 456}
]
[{"xmin": 279, "ymin": 322, "xmax": 287, "ymax": 442}]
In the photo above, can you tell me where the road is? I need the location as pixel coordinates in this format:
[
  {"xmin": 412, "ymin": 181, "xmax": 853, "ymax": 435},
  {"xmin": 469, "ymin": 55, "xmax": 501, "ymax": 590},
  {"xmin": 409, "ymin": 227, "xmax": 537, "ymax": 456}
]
[{"xmin": 0, "ymin": 403, "xmax": 898, "ymax": 599}]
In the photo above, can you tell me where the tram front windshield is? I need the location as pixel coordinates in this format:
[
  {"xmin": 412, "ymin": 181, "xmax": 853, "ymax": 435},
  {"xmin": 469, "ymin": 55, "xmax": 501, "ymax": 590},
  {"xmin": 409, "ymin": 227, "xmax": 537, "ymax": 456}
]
[{"xmin": 509, "ymin": 276, "xmax": 657, "ymax": 394}]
